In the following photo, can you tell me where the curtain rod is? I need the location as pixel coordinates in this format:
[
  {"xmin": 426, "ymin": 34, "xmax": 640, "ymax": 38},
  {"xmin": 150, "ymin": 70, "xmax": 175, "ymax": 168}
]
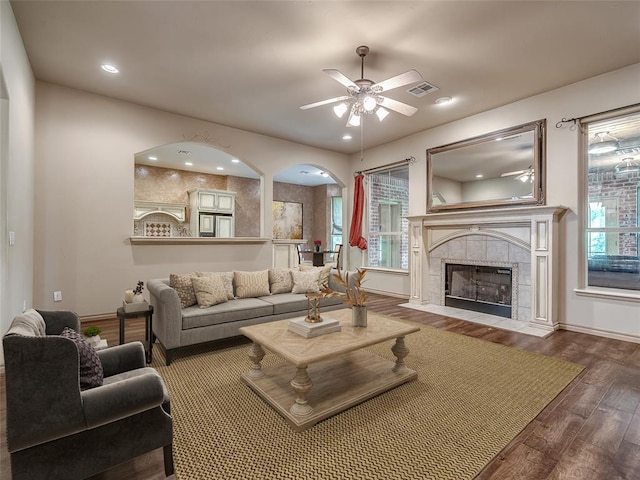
[
  {"xmin": 556, "ymin": 103, "xmax": 640, "ymax": 129},
  {"xmin": 354, "ymin": 156, "xmax": 416, "ymax": 176}
]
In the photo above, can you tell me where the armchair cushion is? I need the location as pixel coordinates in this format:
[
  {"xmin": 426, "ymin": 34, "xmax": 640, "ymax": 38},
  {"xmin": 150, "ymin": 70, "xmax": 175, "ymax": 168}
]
[
  {"xmin": 60, "ymin": 327, "xmax": 103, "ymax": 390},
  {"xmin": 97, "ymin": 341, "xmax": 146, "ymax": 377},
  {"xmin": 82, "ymin": 371, "xmax": 166, "ymax": 428}
]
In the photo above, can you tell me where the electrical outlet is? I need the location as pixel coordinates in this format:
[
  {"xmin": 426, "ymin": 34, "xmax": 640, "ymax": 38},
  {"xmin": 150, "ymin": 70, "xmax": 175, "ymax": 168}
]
[{"xmin": 53, "ymin": 291, "xmax": 63, "ymax": 302}]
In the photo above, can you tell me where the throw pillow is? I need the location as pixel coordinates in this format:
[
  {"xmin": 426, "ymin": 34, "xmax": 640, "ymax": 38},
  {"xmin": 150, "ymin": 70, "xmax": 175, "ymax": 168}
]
[
  {"xmin": 196, "ymin": 271, "xmax": 234, "ymax": 299},
  {"xmin": 234, "ymin": 270, "xmax": 270, "ymax": 298},
  {"xmin": 299, "ymin": 264, "xmax": 332, "ymax": 288},
  {"xmin": 60, "ymin": 327, "xmax": 104, "ymax": 391},
  {"xmin": 191, "ymin": 276, "xmax": 228, "ymax": 308},
  {"xmin": 269, "ymin": 268, "xmax": 293, "ymax": 294},
  {"xmin": 291, "ymin": 269, "xmax": 321, "ymax": 294},
  {"xmin": 170, "ymin": 273, "xmax": 197, "ymax": 308}
]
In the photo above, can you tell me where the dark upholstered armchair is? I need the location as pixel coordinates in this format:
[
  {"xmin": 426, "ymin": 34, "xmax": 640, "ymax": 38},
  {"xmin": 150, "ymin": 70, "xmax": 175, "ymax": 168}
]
[{"xmin": 3, "ymin": 309, "xmax": 174, "ymax": 479}]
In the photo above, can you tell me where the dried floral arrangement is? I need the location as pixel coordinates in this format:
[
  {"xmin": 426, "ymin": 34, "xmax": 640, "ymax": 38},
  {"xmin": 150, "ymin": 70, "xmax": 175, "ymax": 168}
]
[
  {"xmin": 321, "ymin": 267, "xmax": 368, "ymax": 307},
  {"xmin": 133, "ymin": 281, "xmax": 144, "ymax": 295}
]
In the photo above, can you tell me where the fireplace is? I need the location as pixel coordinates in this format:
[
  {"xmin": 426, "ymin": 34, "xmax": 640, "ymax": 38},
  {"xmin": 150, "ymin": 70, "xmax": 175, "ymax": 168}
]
[{"xmin": 445, "ymin": 263, "xmax": 513, "ymax": 318}]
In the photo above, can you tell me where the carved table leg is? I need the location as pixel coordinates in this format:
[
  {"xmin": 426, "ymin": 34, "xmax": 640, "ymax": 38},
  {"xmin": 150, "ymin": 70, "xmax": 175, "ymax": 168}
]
[
  {"xmin": 290, "ymin": 365, "xmax": 313, "ymax": 417},
  {"xmin": 391, "ymin": 336, "xmax": 410, "ymax": 374},
  {"xmin": 247, "ymin": 342, "xmax": 266, "ymax": 378}
]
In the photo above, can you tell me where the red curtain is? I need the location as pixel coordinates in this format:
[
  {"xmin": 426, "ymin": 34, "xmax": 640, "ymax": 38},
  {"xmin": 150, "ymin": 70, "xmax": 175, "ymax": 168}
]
[{"xmin": 349, "ymin": 174, "xmax": 368, "ymax": 250}]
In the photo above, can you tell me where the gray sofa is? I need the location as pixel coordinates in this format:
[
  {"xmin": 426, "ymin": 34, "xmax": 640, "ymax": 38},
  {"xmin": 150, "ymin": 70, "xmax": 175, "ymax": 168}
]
[{"xmin": 148, "ymin": 270, "xmax": 346, "ymax": 365}]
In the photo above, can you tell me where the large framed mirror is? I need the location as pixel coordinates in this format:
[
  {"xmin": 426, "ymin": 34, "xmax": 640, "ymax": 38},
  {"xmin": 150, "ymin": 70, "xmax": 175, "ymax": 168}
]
[{"xmin": 427, "ymin": 119, "xmax": 546, "ymax": 212}]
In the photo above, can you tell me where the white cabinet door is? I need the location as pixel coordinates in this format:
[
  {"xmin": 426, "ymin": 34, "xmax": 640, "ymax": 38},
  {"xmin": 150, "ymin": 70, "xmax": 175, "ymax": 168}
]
[
  {"xmin": 199, "ymin": 192, "xmax": 217, "ymax": 210},
  {"xmin": 216, "ymin": 193, "xmax": 235, "ymax": 213},
  {"xmin": 199, "ymin": 214, "xmax": 215, "ymax": 235},
  {"xmin": 216, "ymin": 216, "xmax": 234, "ymax": 238}
]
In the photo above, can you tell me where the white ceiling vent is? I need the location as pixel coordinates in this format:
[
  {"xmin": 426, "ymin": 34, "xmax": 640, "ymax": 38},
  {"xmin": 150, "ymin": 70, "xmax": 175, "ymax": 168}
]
[{"xmin": 406, "ymin": 81, "xmax": 439, "ymax": 97}]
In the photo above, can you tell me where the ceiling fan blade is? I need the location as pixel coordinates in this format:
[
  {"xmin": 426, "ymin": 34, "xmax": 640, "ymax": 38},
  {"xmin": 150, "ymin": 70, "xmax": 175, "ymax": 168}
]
[
  {"xmin": 323, "ymin": 69, "xmax": 359, "ymax": 90},
  {"xmin": 373, "ymin": 70, "xmax": 423, "ymax": 92},
  {"xmin": 379, "ymin": 97, "xmax": 418, "ymax": 116},
  {"xmin": 300, "ymin": 96, "xmax": 352, "ymax": 110}
]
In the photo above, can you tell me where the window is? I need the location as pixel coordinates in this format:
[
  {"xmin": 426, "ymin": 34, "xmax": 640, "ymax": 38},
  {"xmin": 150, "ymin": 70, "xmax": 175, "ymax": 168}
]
[
  {"xmin": 366, "ymin": 165, "xmax": 409, "ymax": 270},
  {"xmin": 330, "ymin": 196, "xmax": 342, "ymax": 251},
  {"xmin": 583, "ymin": 107, "xmax": 640, "ymax": 291}
]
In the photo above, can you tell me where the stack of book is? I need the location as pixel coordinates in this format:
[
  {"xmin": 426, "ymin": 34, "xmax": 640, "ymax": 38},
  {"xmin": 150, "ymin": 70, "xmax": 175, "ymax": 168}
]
[{"xmin": 288, "ymin": 317, "xmax": 341, "ymax": 338}]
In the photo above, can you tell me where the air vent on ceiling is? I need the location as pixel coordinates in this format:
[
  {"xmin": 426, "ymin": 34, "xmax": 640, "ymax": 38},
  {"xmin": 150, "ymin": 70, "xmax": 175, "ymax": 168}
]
[{"xmin": 406, "ymin": 81, "xmax": 439, "ymax": 97}]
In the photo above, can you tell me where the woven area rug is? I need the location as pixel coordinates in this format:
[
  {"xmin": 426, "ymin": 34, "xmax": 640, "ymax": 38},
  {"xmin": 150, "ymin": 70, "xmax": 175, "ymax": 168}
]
[{"xmin": 152, "ymin": 321, "xmax": 583, "ymax": 480}]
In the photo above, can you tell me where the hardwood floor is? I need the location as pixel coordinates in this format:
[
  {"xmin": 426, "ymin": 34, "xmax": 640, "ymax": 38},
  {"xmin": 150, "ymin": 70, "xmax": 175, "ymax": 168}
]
[{"xmin": 2, "ymin": 294, "xmax": 640, "ymax": 479}]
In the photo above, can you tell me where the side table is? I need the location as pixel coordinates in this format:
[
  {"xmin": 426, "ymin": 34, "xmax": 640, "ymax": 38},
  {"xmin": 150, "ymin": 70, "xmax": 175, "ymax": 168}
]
[{"xmin": 116, "ymin": 305, "xmax": 154, "ymax": 363}]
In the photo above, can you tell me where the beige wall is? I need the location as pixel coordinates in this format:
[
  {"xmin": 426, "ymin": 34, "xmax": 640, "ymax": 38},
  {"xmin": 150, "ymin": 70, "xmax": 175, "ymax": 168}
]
[
  {"xmin": 352, "ymin": 63, "xmax": 640, "ymax": 340},
  {"xmin": 1, "ymin": 2, "xmax": 36, "ymax": 363},
  {"xmin": 34, "ymin": 82, "xmax": 349, "ymax": 316}
]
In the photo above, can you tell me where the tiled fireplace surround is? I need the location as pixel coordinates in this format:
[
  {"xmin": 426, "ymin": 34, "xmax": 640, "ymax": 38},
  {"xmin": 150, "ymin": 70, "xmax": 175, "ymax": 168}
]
[{"xmin": 407, "ymin": 206, "xmax": 567, "ymax": 334}]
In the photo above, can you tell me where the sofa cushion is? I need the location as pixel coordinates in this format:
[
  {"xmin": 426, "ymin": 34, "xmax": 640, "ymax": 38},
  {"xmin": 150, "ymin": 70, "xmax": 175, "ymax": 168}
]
[
  {"xmin": 258, "ymin": 293, "xmax": 308, "ymax": 315},
  {"xmin": 269, "ymin": 268, "xmax": 293, "ymax": 294},
  {"xmin": 235, "ymin": 270, "xmax": 270, "ymax": 298},
  {"xmin": 170, "ymin": 273, "xmax": 197, "ymax": 308},
  {"xmin": 181, "ymin": 298, "xmax": 274, "ymax": 330},
  {"xmin": 60, "ymin": 327, "xmax": 104, "ymax": 390},
  {"xmin": 191, "ymin": 276, "xmax": 228, "ymax": 308},
  {"xmin": 196, "ymin": 271, "xmax": 234, "ymax": 299},
  {"xmin": 258, "ymin": 293, "xmax": 344, "ymax": 315},
  {"xmin": 291, "ymin": 269, "xmax": 320, "ymax": 294},
  {"xmin": 6, "ymin": 308, "xmax": 46, "ymax": 337}
]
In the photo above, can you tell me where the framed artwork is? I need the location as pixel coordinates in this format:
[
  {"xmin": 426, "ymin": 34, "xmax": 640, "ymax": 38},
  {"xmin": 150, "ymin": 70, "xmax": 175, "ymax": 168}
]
[{"xmin": 272, "ymin": 201, "xmax": 303, "ymax": 239}]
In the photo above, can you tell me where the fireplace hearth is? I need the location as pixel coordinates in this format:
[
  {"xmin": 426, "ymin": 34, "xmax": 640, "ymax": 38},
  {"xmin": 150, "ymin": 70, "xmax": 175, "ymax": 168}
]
[{"xmin": 445, "ymin": 263, "xmax": 513, "ymax": 318}]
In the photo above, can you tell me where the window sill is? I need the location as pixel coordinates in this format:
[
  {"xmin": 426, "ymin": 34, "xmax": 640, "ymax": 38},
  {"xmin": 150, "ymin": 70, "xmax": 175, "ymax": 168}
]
[
  {"xmin": 363, "ymin": 267, "xmax": 409, "ymax": 276},
  {"xmin": 574, "ymin": 287, "xmax": 640, "ymax": 303}
]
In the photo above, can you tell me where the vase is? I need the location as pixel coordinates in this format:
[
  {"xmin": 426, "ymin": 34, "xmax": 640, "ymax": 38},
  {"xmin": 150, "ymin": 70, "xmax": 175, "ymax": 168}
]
[
  {"xmin": 124, "ymin": 289, "xmax": 135, "ymax": 303},
  {"xmin": 315, "ymin": 245, "xmax": 320, "ymax": 252},
  {"xmin": 352, "ymin": 305, "xmax": 367, "ymax": 327},
  {"xmin": 133, "ymin": 293, "xmax": 145, "ymax": 303}
]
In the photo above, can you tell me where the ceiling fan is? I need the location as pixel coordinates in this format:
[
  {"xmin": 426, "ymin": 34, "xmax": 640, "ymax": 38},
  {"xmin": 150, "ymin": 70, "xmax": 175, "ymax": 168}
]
[
  {"xmin": 501, "ymin": 166, "xmax": 534, "ymax": 182},
  {"xmin": 300, "ymin": 45, "xmax": 423, "ymax": 127}
]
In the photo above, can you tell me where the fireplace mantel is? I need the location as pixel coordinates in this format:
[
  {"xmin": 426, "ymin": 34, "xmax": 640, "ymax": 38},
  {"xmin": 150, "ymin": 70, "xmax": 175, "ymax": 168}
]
[{"xmin": 407, "ymin": 205, "xmax": 569, "ymax": 332}]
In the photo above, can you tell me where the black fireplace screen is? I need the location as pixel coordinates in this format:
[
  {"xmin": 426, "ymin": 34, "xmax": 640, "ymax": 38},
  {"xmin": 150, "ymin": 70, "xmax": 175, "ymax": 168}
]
[{"xmin": 445, "ymin": 263, "xmax": 513, "ymax": 318}]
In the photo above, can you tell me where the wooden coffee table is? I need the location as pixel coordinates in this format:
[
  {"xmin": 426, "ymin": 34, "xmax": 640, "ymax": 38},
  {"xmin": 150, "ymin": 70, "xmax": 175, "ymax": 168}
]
[{"xmin": 239, "ymin": 309, "xmax": 420, "ymax": 431}]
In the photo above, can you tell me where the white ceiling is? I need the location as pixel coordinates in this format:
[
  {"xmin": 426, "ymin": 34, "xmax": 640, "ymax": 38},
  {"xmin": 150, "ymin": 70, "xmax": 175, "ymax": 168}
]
[{"xmin": 11, "ymin": 0, "xmax": 640, "ymax": 159}]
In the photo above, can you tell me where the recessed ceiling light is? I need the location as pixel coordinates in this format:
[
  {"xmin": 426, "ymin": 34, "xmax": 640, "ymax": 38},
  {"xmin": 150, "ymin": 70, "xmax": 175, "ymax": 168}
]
[
  {"xmin": 475, "ymin": 174, "xmax": 483, "ymax": 178},
  {"xmin": 148, "ymin": 156, "xmax": 157, "ymax": 161},
  {"xmin": 184, "ymin": 161, "xmax": 193, "ymax": 166},
  {"xmin": 342, "ymin": 134, "xmax": 352, "ymax": 140},
  {"xmin": 216, "ymin": 167, "xmax": 224, "ymax": 171},
  {"xmin": 100, "ymin": 64, "xmax": 119, "ymax": 74},
  {"xmin": 434, "ymin": 96, "xmax": 453, "ymax": 105},
  {"xmin": 231, "ymin": 159, "xmax": 240, "ymax": 163}
]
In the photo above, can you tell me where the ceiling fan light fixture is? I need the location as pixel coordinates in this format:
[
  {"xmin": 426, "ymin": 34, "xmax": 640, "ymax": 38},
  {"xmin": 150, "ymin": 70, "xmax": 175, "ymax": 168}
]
[
  {"xmin": 347, "ymin": 111, "xmax": 361, "ymax": 127},
  {"xmin": 333, "ymin": 103, "xmax": 348, "ymax": 118},
  {"xmin": 589, "ymin": 132, "xmax": 619, "ymax": 154},
  {"xmin": 375, "ymin": 107, "xmax": 390, "ymax": 122},
  {"xmin": 362, "ymin": 95, "xmax": 377, "ymax": 112},
  {"xmin": 614, "ymin": 157, "xmax": 640, "ymax": 174}
]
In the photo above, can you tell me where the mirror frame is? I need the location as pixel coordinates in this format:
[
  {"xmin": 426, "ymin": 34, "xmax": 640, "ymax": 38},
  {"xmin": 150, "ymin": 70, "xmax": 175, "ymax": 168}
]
[{"xmin": 426, "ymin": 119, "xmax": 546, "ymax": 212}]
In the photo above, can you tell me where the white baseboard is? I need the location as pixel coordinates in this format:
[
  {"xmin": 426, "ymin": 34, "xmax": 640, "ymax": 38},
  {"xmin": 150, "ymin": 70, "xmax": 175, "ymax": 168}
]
[
  {"xmin": 363, "ymin": 288, "xmax": 409, "ymax": 300},
  {"xmin": 560, "ymin": 323, "xmax": 640, "ymax": 344}
]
